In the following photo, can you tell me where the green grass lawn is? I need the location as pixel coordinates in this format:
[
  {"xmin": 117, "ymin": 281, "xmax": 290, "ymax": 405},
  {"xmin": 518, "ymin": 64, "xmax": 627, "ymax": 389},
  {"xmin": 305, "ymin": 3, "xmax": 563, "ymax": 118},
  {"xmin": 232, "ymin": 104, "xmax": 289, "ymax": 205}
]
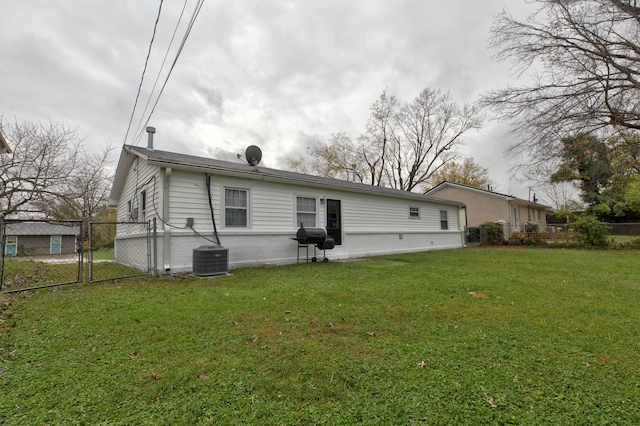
[
  {"xmin": 611, "ymin": 235, "xmax": 640, "ymax": 244},
  {"xmin": 90, "ymin": 247, "xmax": 115, "ymax": 260},
  {"xmin": 1, "ymin": 250, "xmax": 140, "ymax": 291},
  {"xmin": 1, "ymin": 247, "xmax": 639, "ymax": 425},
  {"xmin": 1, "ymin": 261, "xmax": 81, "ymax": 291}
]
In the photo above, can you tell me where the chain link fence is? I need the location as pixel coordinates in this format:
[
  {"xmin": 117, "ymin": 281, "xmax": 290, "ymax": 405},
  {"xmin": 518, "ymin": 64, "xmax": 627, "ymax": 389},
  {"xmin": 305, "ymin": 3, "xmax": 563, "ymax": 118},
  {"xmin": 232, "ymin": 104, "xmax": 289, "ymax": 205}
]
[
  {"xmin": 1, "ymin": 218, "xmax": 154, "ymax": 292},
  {"xmin": 88, "ymin": 221, "xmax": 151, "ymax": 283},
  {"xmin": 471, "ymin": 221, "xmax": 640, "ymax": 244},
  {"xmin": 0, "ymin": 219, "xmax": 84, "ymax": 292},
  {"xmin": 606, "ymin": 223, "xmax": 640, "ymax": 236}
]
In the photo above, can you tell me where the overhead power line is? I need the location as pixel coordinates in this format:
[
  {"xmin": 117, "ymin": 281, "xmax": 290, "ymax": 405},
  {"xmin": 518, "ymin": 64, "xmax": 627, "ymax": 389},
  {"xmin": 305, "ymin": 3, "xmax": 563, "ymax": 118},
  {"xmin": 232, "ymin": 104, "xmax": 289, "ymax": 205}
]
[
  {"xmin": 129, "ymin": 0, "xmax": 189, "ymax": 145},
  {"xmin": 131, "ymin": 0, "xmax": 205, "ymax": 146},
  {"xmin": 123, "ymin": 0, "xmax": 165, "ymax": 146}
]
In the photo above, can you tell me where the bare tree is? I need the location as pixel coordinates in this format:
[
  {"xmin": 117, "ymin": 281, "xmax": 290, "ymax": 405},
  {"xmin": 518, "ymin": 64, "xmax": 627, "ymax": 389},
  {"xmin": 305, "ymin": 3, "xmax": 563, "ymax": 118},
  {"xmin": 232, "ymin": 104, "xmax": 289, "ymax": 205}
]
[
  {"xmin": 521, "ymin": 165, "xmax": 581, "ymax": 211},
  {"xmin": 484, "ymin": 0, "xmax": 640, "ymax": 168},
  {"xmin": 285, "ymin": 133, "xmax": 362, "ymax": 182},
  {"xmin": 357, "ymin": 90, "xmax": 397, "ymax": 186},
  {"xmin": 0, "ymin": 118, "xmax": 114, "ymax": 222},
  {"xmin": 544, "ymin": 181, "xmax": 582, "ymax": 211},
  {"xmin": 285, "ymin": 88, "xmax": 483, "ymax": 192},
  {"xmin": 391, "ymin": 88, "xmax": 483, "ymax": 191},
  {"xmin": 1, "ymin": 118, "xmax": 82, "ymax": 217},
  {"xmin": 35, "ymin": 146, "xmax": 114, "ymax": 221}
]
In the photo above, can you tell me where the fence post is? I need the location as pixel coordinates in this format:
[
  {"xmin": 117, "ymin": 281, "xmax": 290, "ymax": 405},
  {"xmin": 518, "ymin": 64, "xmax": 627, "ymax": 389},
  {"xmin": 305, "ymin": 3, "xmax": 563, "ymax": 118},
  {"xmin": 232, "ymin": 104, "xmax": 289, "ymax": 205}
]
[
  {"xmin": 78, "ymin": 221, "xmax": 84, "ymax": 284},
  {"xmin": 152, "ymin": 218, "xmax": 158, "ymax": 277},
  {"xmin": 0, "ymin": 215, "xmax": 4, "ymax": 291},
  {"xmin": 88, "ymin": 221, "xmax": 93, "ymax": 283}
]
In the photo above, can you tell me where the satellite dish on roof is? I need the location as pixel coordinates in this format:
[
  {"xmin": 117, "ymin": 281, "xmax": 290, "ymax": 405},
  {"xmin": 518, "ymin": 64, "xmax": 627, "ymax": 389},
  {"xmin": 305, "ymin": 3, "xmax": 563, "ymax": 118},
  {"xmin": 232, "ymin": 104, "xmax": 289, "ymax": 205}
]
[{"xmin": 245, "ymin": 145, "xmax": 262, "ymax": 166}]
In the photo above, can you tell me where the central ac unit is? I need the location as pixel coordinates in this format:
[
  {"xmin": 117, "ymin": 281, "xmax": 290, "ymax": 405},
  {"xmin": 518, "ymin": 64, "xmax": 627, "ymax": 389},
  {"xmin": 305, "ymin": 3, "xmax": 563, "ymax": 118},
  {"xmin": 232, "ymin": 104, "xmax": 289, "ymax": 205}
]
[{"xmin": 193, "ymin": 245, "xmax": 229, "ymax": 276}]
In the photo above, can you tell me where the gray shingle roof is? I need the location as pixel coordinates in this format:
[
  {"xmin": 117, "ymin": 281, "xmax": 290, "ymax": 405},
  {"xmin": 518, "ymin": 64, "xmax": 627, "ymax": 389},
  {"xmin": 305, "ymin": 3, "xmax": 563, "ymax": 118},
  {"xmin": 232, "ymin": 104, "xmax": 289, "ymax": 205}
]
[
  {"xmin": 427, "ymin": 181, "xmax": 551, "ymax": 209},
  {"xmin": 111, "ymin": 145, "xmax": 465, "ymax": 207},
  {"xmin": 5, "ymin": 222, "xmax": 81, "ymax": 236}
]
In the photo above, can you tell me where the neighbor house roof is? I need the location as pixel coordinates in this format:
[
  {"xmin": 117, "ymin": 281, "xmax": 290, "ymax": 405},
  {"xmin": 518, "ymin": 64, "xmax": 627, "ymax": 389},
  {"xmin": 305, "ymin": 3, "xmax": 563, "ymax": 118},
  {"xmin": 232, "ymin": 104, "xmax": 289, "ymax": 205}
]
[
  {"xmin": 5, "ymin": 221, "xmax": 81, "ymax": 236},
  {"xmin": 426, "ymin": 181, "xmax": 551, "ymax": 210},
  {"xmin": 0, "ymin": 130, "xmax": 11, "ymax": 154},
  {"xmin": 109, "ymin": 145, "xmax": 465, "ymax": 208}
]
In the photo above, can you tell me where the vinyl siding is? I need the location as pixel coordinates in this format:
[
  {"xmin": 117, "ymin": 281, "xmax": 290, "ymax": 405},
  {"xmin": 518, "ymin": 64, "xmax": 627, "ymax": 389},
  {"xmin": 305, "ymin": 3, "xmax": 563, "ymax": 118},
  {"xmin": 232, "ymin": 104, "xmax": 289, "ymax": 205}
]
[
  {"xmin": 115, "ymin": 162, "xmax": 465, "ymax": 272},
  {"xmin": 116, "ymin": 157, "xmax": 160, "ymax": 226},
  {"xmin": 342, "ymin": 192, "xmax": 459, "ymax": 233},
  {"xmin": 167, "ymin": 170, "xmax": 213, "ymax": 229}
]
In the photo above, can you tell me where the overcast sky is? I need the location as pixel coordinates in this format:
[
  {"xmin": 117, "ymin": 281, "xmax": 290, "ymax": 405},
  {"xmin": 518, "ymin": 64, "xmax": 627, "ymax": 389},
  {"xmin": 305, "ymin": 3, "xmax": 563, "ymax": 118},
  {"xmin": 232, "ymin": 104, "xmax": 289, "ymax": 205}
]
[{"xmin": 0, "ymin": 0, "xmax": 540, "ymax": 198}]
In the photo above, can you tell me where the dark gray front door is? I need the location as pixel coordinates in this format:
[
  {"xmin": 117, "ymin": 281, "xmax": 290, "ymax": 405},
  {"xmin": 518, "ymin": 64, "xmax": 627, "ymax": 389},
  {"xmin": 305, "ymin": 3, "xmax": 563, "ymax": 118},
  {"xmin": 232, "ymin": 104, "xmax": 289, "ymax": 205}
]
[{"xmin": 326, "ymin": 199, "xmax": 342, "ymax": 245}]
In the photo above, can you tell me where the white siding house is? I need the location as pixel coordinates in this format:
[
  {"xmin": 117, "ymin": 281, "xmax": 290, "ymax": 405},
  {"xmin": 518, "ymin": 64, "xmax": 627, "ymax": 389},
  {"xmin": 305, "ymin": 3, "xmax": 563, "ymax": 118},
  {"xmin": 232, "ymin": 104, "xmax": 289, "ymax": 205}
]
[{"xmin": 109, "ymin": 145, "xmax": 466, "ymax": 273}]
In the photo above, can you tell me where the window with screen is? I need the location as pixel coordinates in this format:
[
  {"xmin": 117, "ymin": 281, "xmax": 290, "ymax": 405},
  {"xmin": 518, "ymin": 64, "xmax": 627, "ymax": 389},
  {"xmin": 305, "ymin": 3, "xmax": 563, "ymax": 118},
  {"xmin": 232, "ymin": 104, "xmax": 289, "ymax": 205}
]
[
  {"xmin": 440, "ymin": 210, "xmax": 448, "ymax": 230},
  {"xmin": 296, "ymin": 196, "xmax": 316, "ymax": 227},
  {"xmin": 225, "ymin": 188, "xmax": 248, "ymax": 227}
]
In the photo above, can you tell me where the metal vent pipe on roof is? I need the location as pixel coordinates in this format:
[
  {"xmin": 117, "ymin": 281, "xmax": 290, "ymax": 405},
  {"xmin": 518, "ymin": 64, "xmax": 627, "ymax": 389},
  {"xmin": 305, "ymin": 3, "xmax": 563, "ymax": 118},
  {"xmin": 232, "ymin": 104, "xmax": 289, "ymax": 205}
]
[{"xmin": 146, "ymin": 126, "xmax": 156, "ymax": 149}]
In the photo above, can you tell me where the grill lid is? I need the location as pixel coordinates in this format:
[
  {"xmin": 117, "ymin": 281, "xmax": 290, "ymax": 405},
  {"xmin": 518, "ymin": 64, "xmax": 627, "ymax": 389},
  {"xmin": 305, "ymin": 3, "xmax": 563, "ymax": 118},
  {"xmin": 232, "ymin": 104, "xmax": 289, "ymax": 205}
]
[{"xmin": 296, "ymin": 226, "xmax": 326, "ymax": 241}]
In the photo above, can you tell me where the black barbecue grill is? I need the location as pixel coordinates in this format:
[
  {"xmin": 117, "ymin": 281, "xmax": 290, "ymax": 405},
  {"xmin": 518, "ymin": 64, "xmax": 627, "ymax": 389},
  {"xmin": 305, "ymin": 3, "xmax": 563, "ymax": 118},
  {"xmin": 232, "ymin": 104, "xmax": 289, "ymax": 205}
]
[{"xmin": 292, "ymin": 224, "xmax": 335, "ymax": 263}]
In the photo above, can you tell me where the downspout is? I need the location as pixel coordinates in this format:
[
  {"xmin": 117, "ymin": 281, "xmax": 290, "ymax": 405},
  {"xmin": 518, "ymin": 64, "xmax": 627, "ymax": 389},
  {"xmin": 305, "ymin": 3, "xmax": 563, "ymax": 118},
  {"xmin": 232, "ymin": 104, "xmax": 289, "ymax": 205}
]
[
  {"xmin": 162, "ymin": 167, "xmax": 172, "ymax": 272},
  {"xmin": 0, "ymin": 215, "xmax": 4, "ymax": 291},
  {"xmin": 460, "ymin": 206, "xmax": 468, "ymax": 247},
  {"xmin": 507, "ymin": 200, "xmax": 515, "ymax": 239}
]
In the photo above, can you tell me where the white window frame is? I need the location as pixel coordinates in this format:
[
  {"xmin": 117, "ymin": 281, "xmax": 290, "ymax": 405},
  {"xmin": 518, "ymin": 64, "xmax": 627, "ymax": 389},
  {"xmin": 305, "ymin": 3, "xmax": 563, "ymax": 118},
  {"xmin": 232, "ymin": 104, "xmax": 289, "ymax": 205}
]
[
  {"xmin": 296, "ymin": 196, "xmax": 317, "ymax": 228},
  {"xmin": 224, "ymin": 187, "xmax": 249, "ymax": 228},
  {"xmin": 50, "ymin": 235, "xmax": 62, "ymax": 254},
  {"xmin": 440, "ymin": 210, "xmax": 449, "ymax": 230},
  {"xmin": 409, "ymin": 206, "xmax": 420, "ymax": 218}
]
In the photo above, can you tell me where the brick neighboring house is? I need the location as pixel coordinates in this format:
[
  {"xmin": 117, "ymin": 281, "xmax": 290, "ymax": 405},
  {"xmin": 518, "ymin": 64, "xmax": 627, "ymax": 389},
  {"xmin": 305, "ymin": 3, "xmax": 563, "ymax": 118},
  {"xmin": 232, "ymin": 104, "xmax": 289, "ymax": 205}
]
[{"xmin": 426, "ymin": 181, "xmax": 551, "ymax": 234}]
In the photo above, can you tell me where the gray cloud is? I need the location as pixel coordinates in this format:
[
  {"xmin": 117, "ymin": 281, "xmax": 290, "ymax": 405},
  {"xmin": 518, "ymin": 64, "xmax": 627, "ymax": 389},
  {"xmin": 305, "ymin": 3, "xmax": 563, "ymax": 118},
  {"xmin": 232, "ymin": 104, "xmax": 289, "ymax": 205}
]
[{"xmin": 0, "ymin": 0, "xmax": 538, "ymax": 198}]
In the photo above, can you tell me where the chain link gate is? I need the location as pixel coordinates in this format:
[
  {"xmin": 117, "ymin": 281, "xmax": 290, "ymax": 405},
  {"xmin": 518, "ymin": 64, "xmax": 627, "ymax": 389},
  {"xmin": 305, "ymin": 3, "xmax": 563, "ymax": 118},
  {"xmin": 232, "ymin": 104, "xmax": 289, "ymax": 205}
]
[
  {"xmin": 87, "ymin": 221, "xmax": 153, "ymax": 283},
  {"xmin": 1, "ymin": 218, "xmax": 156, "ymax": 292},
  {"xmin": 0, "ymin": 219, "xmax": 84, "ymax": 293}
]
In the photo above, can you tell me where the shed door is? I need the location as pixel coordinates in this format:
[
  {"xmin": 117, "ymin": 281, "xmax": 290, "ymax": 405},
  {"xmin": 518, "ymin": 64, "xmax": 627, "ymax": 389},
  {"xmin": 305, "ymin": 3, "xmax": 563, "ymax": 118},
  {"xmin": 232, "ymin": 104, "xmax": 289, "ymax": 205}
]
[
  {"xmin": 5, "ymin": 236, "xmax": 17, "ymax": 256},
  {"xmin": 326, "ymin": 199, "xmax": 342, "ymax": 245},
  {"xmin": 50, "ymin": 235, "xmax": 62, "ymax": 254}
]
